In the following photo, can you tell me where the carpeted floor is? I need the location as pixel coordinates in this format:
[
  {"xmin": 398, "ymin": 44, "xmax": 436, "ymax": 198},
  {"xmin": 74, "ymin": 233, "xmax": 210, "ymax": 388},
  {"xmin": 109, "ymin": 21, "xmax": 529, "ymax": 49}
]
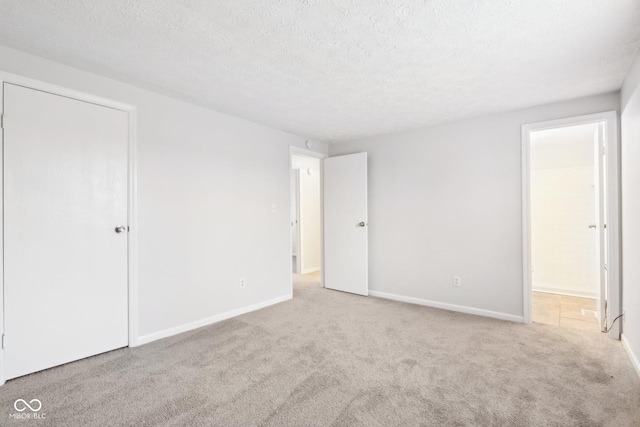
[{"xmin": 1, "ymin": 275, "xmax": 639, "ymax": 426}]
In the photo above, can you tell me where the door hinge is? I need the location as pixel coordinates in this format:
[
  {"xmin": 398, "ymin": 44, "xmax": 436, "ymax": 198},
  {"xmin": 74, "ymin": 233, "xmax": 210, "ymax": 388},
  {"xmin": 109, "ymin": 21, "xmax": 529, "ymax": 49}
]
[
  {"xmin": 0, "ymin": 113, "xmax": 4, "ymax": 130},
  {"xmin": 1, "ymin": 334, "xmax": 4, "ymax": 350},
  {"xmin": 601, "ymin": 145, "xmax": 606, "ymax": 156}
]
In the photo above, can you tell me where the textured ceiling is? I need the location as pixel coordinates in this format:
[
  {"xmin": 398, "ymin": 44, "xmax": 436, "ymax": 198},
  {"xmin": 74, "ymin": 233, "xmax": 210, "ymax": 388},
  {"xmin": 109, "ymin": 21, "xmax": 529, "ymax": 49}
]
[{"xmin": 1, "ymin": 1, "xmax": 639, "ymax": 142}]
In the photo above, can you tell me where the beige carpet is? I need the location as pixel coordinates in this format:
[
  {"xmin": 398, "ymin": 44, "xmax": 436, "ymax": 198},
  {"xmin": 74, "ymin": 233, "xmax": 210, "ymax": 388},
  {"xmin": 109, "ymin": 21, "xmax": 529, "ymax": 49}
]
[{"xmin": 1, "ymin": 275, "xmax": 639, "ymax": 426}]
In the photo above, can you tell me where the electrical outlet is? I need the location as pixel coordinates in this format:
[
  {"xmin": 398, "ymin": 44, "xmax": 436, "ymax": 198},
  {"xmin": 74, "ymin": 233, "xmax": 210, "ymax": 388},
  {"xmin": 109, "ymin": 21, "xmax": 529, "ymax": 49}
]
[
  {"xmin": 453, "ymin": 276, "xmax": 461, "ymax": 287},
  {"xmin": 240, "ymin": 278, "xmax": 246, "ymax": 288}
]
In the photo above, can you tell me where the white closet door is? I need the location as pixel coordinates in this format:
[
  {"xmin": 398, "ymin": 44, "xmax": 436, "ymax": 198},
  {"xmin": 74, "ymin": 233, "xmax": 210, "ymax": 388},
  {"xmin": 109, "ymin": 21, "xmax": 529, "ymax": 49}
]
[
  {"xmin": 324, "ymin": 152, "xmax": 368, "ymax": 296},
  {"xmin": 3, "ymin": 83, "xmax": 129, "ymax": 379}
]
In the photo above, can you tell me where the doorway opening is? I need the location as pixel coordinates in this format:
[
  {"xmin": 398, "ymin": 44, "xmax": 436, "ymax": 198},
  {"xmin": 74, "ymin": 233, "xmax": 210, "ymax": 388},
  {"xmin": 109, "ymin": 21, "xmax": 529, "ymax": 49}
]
[
  {"xmin": 290, "ymin": 149, "xmax": 324, "ymax": 290},
  {"xmin": 522, "ymin": 111, "xmax": 620, "ymax": 338}
]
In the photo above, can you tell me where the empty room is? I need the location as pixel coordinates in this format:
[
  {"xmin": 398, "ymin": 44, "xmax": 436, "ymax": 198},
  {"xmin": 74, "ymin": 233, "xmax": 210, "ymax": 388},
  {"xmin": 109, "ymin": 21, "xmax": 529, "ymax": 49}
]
[{"xmin": 0, "ymin": 1, "xmax": 639, "ymax": 426}]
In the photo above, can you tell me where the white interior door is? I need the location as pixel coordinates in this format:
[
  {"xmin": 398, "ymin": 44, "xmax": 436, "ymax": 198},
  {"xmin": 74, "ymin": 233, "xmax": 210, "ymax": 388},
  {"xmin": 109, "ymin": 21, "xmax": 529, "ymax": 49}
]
[
  {"xmin": 291, "ymin": 169, "xmax": 301, "ymax": 274},
  {"xmin": 594, "ymin": 123, "xmax": 607, "ymax": 329},
  {"xmin": 3, "ymin": 83, "xmax": 129, "ymax": 380},
  {"xmin": 324, "ymin": 152, "xmax": 368, "ymax": 296}
]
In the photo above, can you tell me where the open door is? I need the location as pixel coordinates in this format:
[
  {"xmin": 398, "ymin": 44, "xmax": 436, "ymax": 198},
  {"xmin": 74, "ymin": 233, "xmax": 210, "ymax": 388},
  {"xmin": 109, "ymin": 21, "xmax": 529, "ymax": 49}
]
[
  {"xmin": 324, "ymin": 152, "xmax": 368, "ymax": 296},
  {"xmin": 594, "ymin": 124, "xmax": 608, "ymax": 330},
  {"xmin": 291, "ymin": 169, "xmax": 301, "ymax": 274}
]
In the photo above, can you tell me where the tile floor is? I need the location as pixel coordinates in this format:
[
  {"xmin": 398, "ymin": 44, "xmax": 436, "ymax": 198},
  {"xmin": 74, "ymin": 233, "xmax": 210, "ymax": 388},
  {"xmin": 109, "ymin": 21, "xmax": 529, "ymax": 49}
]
[{"xmin": 532, "ymin": 291, "xmax": 600, "ymax": 332}]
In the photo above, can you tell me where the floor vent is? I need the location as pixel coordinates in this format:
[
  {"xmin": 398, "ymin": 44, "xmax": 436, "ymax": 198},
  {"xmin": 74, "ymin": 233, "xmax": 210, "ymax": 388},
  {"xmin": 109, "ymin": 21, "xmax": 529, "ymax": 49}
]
[{"xmin": 581, "ymin": 309, "xmax": 597, "ymax": 318}]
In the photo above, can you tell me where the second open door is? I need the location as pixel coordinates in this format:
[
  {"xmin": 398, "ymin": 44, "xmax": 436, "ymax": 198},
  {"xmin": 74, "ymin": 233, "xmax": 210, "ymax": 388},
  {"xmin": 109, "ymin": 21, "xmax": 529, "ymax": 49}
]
[{"xmin": 324, "ymin": 152, "xmax": 368, "ymax": 296}]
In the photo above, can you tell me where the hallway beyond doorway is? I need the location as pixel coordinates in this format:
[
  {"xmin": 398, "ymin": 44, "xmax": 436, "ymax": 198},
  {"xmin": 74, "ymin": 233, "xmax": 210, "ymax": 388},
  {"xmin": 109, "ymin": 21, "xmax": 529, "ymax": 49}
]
[{"xmin": 532, "ymin": 291, "xmax": 599, "ymax": 333}]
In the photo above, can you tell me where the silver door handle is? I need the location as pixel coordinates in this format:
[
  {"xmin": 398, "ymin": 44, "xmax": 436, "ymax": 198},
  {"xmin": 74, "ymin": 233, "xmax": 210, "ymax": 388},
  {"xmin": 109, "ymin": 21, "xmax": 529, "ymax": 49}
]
[
  {"xmin": 588, "ymin": 224, "xmax": 597, "ymax": 229},
  {"xmin": 115, "ymin": 225, "xmax": 127, "ymax": 233},
  {"xmin": 358, "ymin": 222, "xmax": 366, "ymax": 227}
]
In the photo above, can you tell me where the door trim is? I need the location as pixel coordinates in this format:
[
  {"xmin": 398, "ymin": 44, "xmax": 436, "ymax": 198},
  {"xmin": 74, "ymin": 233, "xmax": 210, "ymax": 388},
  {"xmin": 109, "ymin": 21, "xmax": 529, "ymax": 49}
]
[
  {"xmin": 289, "ymin": 146, "xmax": 327, "ymax": 295},
  {"xmin": 521, "ymin": 110, "xmax": 620, "ymax": 338},
  {"xmin": 0, "ymin": 71, "xmax": 138, "ymax": 385}
]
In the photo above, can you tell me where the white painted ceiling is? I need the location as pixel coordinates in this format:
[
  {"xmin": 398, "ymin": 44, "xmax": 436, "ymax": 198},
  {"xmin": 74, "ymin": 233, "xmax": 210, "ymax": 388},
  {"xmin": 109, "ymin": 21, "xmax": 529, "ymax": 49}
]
[{"xmin": 1, "ymin": 1, "xmax": 639, "ymax": 142}]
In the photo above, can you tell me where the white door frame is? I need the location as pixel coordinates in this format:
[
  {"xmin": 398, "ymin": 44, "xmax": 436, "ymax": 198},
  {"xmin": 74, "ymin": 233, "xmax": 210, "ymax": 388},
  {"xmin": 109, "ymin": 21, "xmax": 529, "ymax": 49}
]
[
  {"xmin": 289, "ymin": 146, "xmax": 327, "ymax": 293},
  {"xmin": 521, "ymin": 110, "xmax": 620, "ymax": 338},
  {"xmin": 0, "ymin": 71, "xmax": 138, "ymax": 385}
]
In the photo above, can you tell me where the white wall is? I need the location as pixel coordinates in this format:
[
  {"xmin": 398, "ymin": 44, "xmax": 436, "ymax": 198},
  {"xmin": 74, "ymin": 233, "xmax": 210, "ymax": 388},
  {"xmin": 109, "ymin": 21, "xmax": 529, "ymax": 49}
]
[
  {"xmin": 621, "ymin": 50, "xmax": 640, "ymax": 375},
  {"xmin": 529, "ymin": 124, "xmax": 599, "ymax": 170},
  {"xmin": 0, "ymin": 45, "xmax": 328, "ymax": 343},
  {"xmin": 530, "ymin": 166, "xmax": 598, "ymax": 298},
  {"xmin": 292, "ymin": 155, "xmax": 321, "ymax": 273},
  {"xmin": 329, "ymin": 92, "xmax": 619, "ymax": 320}
]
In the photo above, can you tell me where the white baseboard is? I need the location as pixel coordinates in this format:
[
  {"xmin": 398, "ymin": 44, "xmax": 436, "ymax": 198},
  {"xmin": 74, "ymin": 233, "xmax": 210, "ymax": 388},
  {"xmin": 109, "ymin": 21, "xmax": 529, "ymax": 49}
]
[
  {"xmin": 136, "ymin": 294, "xmax": 292, "ymax": 346},
  {"xmin": 621, "ymin": 334, "xmax": 640, "ymax": 378},
  {"xmin": 369, "ymin": 290, "xmax": 523, "ymax": 323},
  {"xmin": 532, "ymin": 285, "xmax": 597, "ymax": 299},
  {"xmin": 301, "ymin": 267, "xmax": 320, "ymax": 274}
]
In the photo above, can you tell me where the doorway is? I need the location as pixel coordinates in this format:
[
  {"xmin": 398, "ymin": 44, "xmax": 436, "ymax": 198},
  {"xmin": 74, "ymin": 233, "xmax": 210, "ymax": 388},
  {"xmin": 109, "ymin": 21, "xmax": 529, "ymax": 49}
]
[
  {"xmin": 289, "ymin": 147, "xmax": 370, "ymax": 298},
  {"xmin": 0, "ymin": 73, "xmax": 137, "ymax": 383},
  {"xmin": 291, "ymin": 151, "xmax": 323, "ymax": 287},
  {"xmin": 522, "ymin": 111, "xmax": 620, "ymax": 338}
]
